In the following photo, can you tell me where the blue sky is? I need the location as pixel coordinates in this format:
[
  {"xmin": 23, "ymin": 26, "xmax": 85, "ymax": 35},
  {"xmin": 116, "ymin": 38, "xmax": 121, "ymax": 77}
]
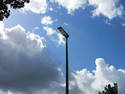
[
  {"xmin": 3, "ymin": 0, "xmax": 125, "ymax": 71},
  {"xmin": 1, "ymin": 0, "xmax": 125, "ymax": 94}
]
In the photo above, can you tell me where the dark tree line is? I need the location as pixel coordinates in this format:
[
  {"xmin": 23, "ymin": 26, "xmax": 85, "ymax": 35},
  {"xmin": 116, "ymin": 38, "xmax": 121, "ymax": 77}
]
[
  {"xmin": 99, "ymin": 83, "xmax": 118, "ymax": 94},
  {"xmin": 0, "ymin": 0, "xmax": 30, "ymax": 21}
]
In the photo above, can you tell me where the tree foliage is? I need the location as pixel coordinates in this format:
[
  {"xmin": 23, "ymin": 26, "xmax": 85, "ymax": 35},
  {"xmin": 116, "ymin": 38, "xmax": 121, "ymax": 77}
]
[
  {"xmin": 0, "ymin": 0, "xmax": 30, "ymax": 21},
  {"xmin": 99, "ymin": 83, "xmax": 118, "ymax": 94}
]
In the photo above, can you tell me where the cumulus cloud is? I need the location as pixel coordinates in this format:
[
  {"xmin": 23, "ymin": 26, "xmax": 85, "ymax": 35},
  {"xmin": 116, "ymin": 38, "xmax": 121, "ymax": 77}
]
[
  {"xmin": 89, "ymin": 0, "xmax": 124, "ymax": 19},
  {"xmin": 0, "ymin": 22, "xmax": 8, "ymax": 39},
  {"xmin": 1, "ymin": 22, "xmax": 125, "ymax": 94},
  {"xmin": 50, "ymin": 0, "xmax": 123, "ymax": 19},
  {"xmin": 36, "ymin": 58, "xmax": 125, "ymax": 94},
  {"xmin": 43, "ymin": 26, "xmax": 56, "ymax": 35},
  {"xmin": 23, "ymin": 0, "xmax": 47, "ymax": 14},
  {"xmin": 41, "ymin": 16, "xmax": 53, "ymax": 25},
  {"xmin": 50, "ymin": 0, "xmax": 88, "ymax": 14},
  {"xmin": 41, "ymin": 15, "xmax": 65, "ymax": 45},
  {"xmin": 70, "ymin": 58, "xmax": 125, "ymax": 94},
  {"xmin": 57, "ymin": 33, "xmax": 65, "ymax": 45},
  {"xmin": 0, "ymin": 22, "xmax": 63, "ymax": 94},
  {"xmin": 43, "ymin": 26, "xmax": 65, "ymax": 45}
]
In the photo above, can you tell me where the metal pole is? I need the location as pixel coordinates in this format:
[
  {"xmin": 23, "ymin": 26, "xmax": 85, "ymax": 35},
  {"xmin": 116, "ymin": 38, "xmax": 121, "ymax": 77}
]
[{"xmin": 66, "ymin": 38, "xmax": 69, "ymax": 94}]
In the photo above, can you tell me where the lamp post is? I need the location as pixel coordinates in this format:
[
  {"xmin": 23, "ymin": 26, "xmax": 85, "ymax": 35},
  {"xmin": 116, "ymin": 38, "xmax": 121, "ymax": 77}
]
[{"xmin": 57, "ymin": 27, "xmax": 69, "ymax": 94}]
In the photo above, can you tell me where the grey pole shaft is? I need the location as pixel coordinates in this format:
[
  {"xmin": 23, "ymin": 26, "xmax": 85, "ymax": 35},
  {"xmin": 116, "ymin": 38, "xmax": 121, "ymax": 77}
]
[{"xmin": 66, "ymin": 38, "xmax": 69, "ymax": 94}]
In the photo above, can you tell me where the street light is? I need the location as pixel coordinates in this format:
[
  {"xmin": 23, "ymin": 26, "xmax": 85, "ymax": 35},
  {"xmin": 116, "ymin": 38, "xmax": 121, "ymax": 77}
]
[
  {"xmin": 57, "ymin": 27, "xmax": 69, "ymax": 94},
  {"xmin": 58, "ymin": 27, "xmax": 69, "ymax": 38}
]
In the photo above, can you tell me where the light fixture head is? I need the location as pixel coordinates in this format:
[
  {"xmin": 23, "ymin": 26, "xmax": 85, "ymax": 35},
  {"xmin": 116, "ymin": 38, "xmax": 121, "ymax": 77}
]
[{"xmin": 58, "ymin": 27, "xmax": 69, "ymax": 38}]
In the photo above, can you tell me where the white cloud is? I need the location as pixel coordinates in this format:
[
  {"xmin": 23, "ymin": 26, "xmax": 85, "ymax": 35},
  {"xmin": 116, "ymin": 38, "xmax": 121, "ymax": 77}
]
[
  {"xmin": 57, "ymin": 33, "xmax": 65, "ymax": 45},
  {"xmin": 37, "ymin": 58, "xmax": 125, "ymax": 94},
  {"xmin": 0, "ymin": 90, "xmax": 14, "ymax": 94},
  {"xmin": 69, "ymin": 58, "xmax": 125, "ymax": 94},
  {"xmin": 43, "ymin": 26, "xmax": 65, "ymax": 45},
  {"xmin": 89, "ymin": 0, "xmax": 124, "ymax": 19},
  {"xmin": 49, "ymin": 8, "xmax": 53, "ymax": 11},
  {"xmin": 50, "ymin": 0, "xmax": 88, "ymax": 14},
  {"xmin": 1, "ymin": 23, "xmax": 125, "ymax": 94},
  {"xmin": 41, "ymin": 16, "xmax": 53, "ymax": 25},
  {"xmin": 24, "ymin": 0, "xmax": 47, "ymax": 14},
  {"xmin": 50, "ymin": 0, "xmax": 123, "ymax": 19},
  {"xmin": 122, "ymin": 23, "xmax": 125, "ymax": 26},
  {"xmin": 41, "ymin": 16, "xmax": 65, "ymax": 45},
  {"xmin": 64, "ymin": 22, "xmax": 69, "ymax": 26},
  {"xmin": 0, "ymin": 22, "xmax": 8, "ymax": 39},
  {"xmin": 43, "ymin": 26, "xmax": 56, "ymax": 35},
  {"xmin": 0, "ymin": 22, "xmax": 63, "ymax": 94}
]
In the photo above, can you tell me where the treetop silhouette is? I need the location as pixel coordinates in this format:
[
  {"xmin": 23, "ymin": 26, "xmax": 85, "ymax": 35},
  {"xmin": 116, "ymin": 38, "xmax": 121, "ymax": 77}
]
[
  {"xmin": 0, "ymin": 0, "xmax": 30, "ymax": 21},
  {"xmin": 99, "ymin": 83, "xmax": 118, "ymax": 94}
]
